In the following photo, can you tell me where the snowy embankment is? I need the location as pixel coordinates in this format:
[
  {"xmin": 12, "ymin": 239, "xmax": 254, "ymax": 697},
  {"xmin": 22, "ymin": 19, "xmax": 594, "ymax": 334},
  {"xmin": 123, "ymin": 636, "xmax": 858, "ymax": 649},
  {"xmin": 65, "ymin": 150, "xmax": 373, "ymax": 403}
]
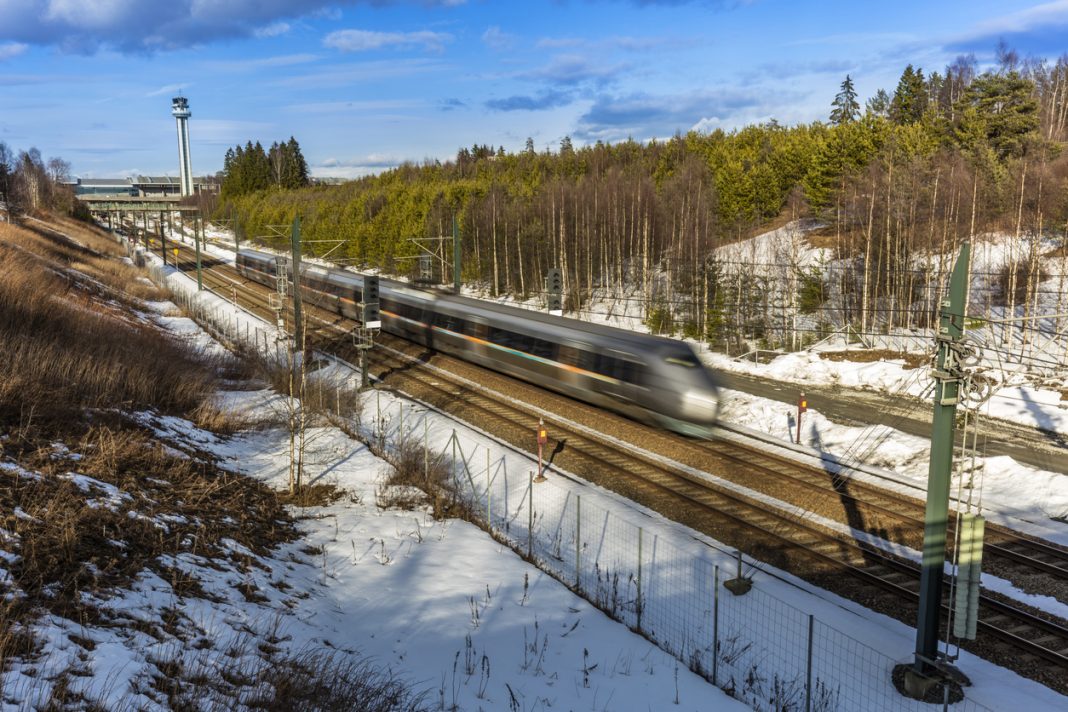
[{"xmin": 120, "ymin": 250, "xmax": 1061, "ymax": 711}]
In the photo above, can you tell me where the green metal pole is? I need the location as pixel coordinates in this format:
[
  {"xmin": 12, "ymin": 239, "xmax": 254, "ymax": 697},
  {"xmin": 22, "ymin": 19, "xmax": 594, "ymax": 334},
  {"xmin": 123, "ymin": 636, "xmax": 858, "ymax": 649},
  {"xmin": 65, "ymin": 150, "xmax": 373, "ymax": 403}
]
[
  {"xmin": 194, "ymin": 215, "xmax": 203, "ymax": 291},
  {"xmin": 452, "ymin": 214, "xmax": 461, "ymax": 294},
  {"xmin": 913, "ymin": 241, "xmax": 970, "ymax": 675}
]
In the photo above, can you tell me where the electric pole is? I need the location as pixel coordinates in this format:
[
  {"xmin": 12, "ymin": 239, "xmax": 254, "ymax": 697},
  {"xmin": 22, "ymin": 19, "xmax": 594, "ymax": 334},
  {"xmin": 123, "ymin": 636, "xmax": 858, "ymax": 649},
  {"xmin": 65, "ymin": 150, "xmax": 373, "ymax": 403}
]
[{"xmin": 905, "ymin": 241, "xmax": 971, "ymax": 696}]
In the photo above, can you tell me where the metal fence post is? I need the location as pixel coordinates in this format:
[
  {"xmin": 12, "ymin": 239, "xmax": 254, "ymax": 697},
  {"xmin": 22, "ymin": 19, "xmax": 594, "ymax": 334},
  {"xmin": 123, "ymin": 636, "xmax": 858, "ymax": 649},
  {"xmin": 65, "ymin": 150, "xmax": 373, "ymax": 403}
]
[
  {"xmin": 637, "ymin": 526, "xmax": 643, "ymax": 632},
  {"xmin": 806, "ymin": 614, "xmax": 814, "ymax": 712},
  {"xmin": 527, "ymin": 470, "xmax": 533, "ymax": 559},
  {"xmin": 575, "ymin": 495, "xmax": 582, "ymax": 589},
  {"xmin": 712, "ymin": 565, "xmax": 719, "ymax": 687}
]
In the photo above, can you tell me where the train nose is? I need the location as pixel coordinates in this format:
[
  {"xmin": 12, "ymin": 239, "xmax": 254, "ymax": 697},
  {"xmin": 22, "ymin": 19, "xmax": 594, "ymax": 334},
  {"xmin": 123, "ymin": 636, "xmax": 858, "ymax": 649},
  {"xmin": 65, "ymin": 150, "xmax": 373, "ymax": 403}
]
[{"xmin": 680, "ymin": 389, "xmax": 720, "ymax": 424}]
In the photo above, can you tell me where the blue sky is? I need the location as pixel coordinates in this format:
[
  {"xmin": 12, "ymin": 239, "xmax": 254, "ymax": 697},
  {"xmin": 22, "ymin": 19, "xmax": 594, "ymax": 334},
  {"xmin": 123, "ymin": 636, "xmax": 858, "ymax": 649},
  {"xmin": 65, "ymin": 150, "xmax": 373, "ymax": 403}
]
[{"xmin": 1, "ymin": 0, "xmax": 1065, "ymax": 179}]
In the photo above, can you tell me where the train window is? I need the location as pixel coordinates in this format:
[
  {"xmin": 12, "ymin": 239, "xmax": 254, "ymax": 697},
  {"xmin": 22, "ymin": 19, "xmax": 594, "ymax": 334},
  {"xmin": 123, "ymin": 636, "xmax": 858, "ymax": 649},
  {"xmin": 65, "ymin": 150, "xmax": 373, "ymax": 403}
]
[
  {"xmin": 530, "ymin": 338, "xmax": 556, "ymax": 360},
  {"xmin": 595, "ymin": 354, "xmax": 619, "ymax": 378},
  {"xmin": 435, "ymin": 313, "xmax": 463, "ymax": 333},
  {"xmin": 618, "ymin": 360, "xmax": 647, "ymax": 385},
  {"xmin": 558, "ymin": 345, "xmax": 579, "ymax": 367},
  {"xmin": 576, "ymin": 349, "xmax": 597, "ymax": 372},
  {"xmin": 488, "ymin": 326, "xmax": 507, "ymax": 347}
]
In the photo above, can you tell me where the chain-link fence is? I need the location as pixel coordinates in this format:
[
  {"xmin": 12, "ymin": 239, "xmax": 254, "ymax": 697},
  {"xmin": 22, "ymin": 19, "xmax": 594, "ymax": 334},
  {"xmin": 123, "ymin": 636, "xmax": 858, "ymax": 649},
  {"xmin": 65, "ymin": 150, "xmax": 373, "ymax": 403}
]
[
  {"xmin": 146, "ymin": 249, "xmax": 1000, "ymax": 712},
  {"xmin": 429, "ymin": 421, "xmax": 999, "ymax": 712}
]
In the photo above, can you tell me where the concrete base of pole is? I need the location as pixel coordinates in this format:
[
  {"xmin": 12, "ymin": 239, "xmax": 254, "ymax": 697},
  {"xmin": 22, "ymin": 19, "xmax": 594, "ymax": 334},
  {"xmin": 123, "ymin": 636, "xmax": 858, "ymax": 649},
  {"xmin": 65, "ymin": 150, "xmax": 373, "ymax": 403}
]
[{"xmin": 893, "ymin": 663, "xmax": 968, "ymax": 704}]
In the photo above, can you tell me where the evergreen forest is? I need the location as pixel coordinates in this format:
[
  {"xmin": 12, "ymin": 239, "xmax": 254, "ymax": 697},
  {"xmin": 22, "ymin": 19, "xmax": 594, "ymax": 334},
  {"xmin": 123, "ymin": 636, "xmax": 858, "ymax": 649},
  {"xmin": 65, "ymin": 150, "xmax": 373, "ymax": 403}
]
[{"xmin": 216, "ymin": 48, "xmax": 1068, "ymax": 354}]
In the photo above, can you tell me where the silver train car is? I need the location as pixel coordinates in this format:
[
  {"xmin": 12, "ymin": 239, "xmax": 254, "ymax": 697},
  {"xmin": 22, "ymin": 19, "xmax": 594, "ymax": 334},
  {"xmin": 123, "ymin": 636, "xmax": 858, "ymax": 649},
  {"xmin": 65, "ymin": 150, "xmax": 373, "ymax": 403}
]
[{"xmin": 236, "ymin": 248, "xmax": 721, "ymax": 436}]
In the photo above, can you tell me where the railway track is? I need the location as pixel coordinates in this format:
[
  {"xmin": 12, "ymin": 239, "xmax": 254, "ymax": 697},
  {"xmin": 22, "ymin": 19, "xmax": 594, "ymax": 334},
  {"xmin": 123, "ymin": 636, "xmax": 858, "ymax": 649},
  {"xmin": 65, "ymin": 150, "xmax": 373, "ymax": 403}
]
[{"xmin": 149, "ymin": 233, "xmax": 1068, "ymax": 691}]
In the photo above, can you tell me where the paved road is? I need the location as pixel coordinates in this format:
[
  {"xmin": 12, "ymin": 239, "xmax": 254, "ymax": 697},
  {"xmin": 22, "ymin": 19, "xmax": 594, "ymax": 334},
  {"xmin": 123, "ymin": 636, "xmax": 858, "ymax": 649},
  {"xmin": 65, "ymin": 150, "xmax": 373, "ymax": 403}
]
[{"xmin": 718, "ymin": 371, "xmax": 1068, "ymax": 476}]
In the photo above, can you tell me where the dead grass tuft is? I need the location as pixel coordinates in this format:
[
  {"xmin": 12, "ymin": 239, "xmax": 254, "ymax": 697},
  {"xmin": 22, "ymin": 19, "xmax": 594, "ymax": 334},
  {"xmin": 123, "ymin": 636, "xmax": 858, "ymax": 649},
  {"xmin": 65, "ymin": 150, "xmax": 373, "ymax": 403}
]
[
  {"xmin": 374, "ymin": 434, "xmax": 463, "ymax": 520},
  {"xmin": 278, "ymin": 482, "xmax": 347, "ymax": 508}
]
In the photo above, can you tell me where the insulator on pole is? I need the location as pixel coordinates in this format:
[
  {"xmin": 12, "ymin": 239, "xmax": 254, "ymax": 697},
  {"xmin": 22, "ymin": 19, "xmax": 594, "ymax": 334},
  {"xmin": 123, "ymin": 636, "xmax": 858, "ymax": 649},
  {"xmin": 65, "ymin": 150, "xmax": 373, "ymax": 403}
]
[{"xmin": 952, "ymin": 513, "xmax": 985, "ymax": 640}]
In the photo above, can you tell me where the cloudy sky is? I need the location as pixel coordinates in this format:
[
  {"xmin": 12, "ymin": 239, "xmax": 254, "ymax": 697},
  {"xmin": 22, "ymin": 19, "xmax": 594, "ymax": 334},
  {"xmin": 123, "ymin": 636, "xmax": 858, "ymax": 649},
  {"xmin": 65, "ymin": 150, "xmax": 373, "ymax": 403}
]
[{"xmin": 0, "ymin": 0, "xmax": 1065, "ymax": 179}]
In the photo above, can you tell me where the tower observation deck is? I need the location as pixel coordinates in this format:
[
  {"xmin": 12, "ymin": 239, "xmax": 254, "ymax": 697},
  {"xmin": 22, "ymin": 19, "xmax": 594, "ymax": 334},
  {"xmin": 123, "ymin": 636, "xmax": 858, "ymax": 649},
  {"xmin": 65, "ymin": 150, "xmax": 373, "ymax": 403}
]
[{"xmin": 171, "ymin": 96, "xmax": 193, "ymax": 197}]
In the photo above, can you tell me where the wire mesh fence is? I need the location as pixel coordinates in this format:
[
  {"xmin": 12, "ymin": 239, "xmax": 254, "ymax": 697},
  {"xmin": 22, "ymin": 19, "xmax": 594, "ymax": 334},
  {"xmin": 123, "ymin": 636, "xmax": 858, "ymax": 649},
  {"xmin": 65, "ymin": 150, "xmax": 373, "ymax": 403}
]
[
  {"xmin": 438, "ymin": 423, "xmax": 1000, "ymax": 712},
  {"xmin": 146, "ymin": 249, "xmax": 1002, "ymax": 712}
]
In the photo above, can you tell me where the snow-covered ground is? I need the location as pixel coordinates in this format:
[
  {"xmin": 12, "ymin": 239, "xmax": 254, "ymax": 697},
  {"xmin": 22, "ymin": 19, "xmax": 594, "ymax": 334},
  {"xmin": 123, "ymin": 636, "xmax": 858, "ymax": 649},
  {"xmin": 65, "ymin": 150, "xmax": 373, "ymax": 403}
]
[{"xmin": 103, "ymin": 249, "xmax": 1060, "ymax": 711}]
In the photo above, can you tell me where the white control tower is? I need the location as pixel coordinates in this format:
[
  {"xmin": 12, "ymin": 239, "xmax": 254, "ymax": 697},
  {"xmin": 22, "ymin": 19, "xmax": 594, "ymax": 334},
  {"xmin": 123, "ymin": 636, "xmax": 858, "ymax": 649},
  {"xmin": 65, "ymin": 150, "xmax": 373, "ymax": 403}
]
[{"xmin": 171, "ymin": 96, "xmax": 193, "ymax": 197}]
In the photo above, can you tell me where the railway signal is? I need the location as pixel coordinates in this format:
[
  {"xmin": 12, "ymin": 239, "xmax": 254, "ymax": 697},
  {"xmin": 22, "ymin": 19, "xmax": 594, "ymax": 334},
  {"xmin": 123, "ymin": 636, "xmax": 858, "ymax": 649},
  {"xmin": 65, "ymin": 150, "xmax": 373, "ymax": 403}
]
[
  {"xmin": 419, "ymin": 253, "xmax": 434, "ymax": 283},
  {"xmin": 796, "ymin": 391, "xmax": 807, "ymax": 444},
  {"xmin": 546, "ymin": 268, "xmax": 562, "ymax": 314},
  {"xmin": 361, "ymin": 275, "xmax": 381, "ymax": 329},
  {"xmin": 356, "ymin": 273, "xmax": 381, "ymax": 389}
]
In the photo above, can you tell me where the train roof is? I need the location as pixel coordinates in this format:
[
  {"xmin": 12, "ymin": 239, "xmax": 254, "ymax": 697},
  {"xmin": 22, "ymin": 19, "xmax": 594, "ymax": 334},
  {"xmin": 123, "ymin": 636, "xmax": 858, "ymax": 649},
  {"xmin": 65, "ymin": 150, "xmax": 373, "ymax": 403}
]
[{"xmin": 437, "ymin": 293, "xmax": 690, "ymax": 354}]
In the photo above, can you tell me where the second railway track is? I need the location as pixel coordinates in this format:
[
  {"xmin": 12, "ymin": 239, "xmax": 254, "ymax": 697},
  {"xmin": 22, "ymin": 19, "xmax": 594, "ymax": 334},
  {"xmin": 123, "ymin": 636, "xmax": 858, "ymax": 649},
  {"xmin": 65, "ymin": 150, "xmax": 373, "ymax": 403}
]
[{"xmin": 152, "ymin": 234, "xmax": 1068, "ymax": 692}]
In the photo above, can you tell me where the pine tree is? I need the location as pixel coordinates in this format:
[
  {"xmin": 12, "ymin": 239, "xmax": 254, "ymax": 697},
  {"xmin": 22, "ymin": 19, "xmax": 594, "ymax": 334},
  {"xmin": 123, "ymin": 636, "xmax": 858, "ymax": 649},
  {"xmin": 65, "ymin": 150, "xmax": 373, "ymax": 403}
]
[
  {"xmin": 830, "ymin": 75, "xmax": 860, "ymax": 125},
  {"xmin": 954, "ymin": 71, "xmax": 1039, "ymax": 158}
]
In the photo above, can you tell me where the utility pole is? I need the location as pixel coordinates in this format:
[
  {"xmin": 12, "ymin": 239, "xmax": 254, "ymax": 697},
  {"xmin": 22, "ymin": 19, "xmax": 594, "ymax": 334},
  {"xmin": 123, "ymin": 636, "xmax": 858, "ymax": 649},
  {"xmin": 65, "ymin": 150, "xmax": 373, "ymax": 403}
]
[
  {"xmin": 290, "ymin": 216, "xmax": 304, "ymax": 356},
  {"xmin": 158, "ymin": 211, "xmax": 167, "ymax": 266},
  {"xmin": 904, "ymin": 241, "xmax": 971, "ymax": 697},
  {"xmin": 194, "ymin": 213, "xmax": 203, "ymax": 291},
  {"xmin": 453, "ymin": 215, "xmax": 461, "ymax": 294},
  {"xmin": 232, "ymin": 205, "xmax": 240, "ymax": 254}
]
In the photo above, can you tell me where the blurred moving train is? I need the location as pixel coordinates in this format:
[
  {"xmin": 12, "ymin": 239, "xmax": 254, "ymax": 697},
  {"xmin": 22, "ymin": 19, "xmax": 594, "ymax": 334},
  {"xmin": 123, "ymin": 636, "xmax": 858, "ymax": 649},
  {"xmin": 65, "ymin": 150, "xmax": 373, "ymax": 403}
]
[{"xmin": 236, "ymin": 248, "xmax": 721, "ymax": 436}]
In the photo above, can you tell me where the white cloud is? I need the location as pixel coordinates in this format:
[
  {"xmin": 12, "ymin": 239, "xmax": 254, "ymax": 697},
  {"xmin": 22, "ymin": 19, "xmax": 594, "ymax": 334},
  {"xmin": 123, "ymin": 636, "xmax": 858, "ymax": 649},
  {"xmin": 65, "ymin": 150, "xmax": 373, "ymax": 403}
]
[
  {"xmin": 965, "ymin": 0, "xmax": 1068, "ymax": 36},
  {"xmin": 314, "ymin": 152, "xmax": 409, "ymax": 179},
  {"xmin": 481, "ymin": 26, "xmax": 515, "ymax": 51},
  {"xmin": 323, "ymin": 29, "xmax": 453, "ymax": 53},
  {"xmin": 202, "ymin": 53, "xmax": 320, "ymax": 72},
  {"xmin": 0, "ymin": 42, "xmax": 28, "ymax": 60},
  {"xmin": 145, "ymin": 82, "xmax": 189, "ymax": 97},
  {"xmin": 254, "ymin": 21, "xmax": 291, "ymax": 39}
]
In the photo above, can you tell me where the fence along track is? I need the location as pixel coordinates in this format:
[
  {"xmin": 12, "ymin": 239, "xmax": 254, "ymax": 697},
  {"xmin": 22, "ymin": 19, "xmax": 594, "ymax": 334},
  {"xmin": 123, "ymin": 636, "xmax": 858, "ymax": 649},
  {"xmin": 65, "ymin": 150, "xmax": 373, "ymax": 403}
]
[{"xmin": 155, "ymin": 236, "xmax": 1068, "ymax": 692}]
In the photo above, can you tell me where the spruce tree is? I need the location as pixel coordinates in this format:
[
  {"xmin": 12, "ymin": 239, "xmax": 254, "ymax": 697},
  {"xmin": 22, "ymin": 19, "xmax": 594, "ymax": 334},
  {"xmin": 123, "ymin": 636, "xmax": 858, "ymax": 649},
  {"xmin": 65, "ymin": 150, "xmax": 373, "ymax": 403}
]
[
  {"xmin": 830, "ymin": 75, "xmax": 860, "ymax": 125},
  {"xmin": 889, "ymin": 64, "xmax": 928, "ymax": 124},
  {"xmin": 286, "ymin": 137, "xmax": 309, "ymax": 187}
]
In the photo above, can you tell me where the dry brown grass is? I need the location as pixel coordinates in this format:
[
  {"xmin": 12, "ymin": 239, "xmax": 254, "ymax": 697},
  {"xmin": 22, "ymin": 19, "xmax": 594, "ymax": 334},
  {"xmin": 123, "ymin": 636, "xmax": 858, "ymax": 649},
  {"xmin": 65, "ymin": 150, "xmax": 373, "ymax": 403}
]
[
  {"xmin": 0, "ymin": 231, "xmax": 220, "ymax": 428},
  {"xmin": 374, "ymin": 434, "xmax": 462, "ymax": 519},
  {"xmin": 0, "ymin": 427, "xmax": 299, "ymax": 624},
  {"xmin": 0, "ymin": 214, "xmax": 430, "ymax": 709}
]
